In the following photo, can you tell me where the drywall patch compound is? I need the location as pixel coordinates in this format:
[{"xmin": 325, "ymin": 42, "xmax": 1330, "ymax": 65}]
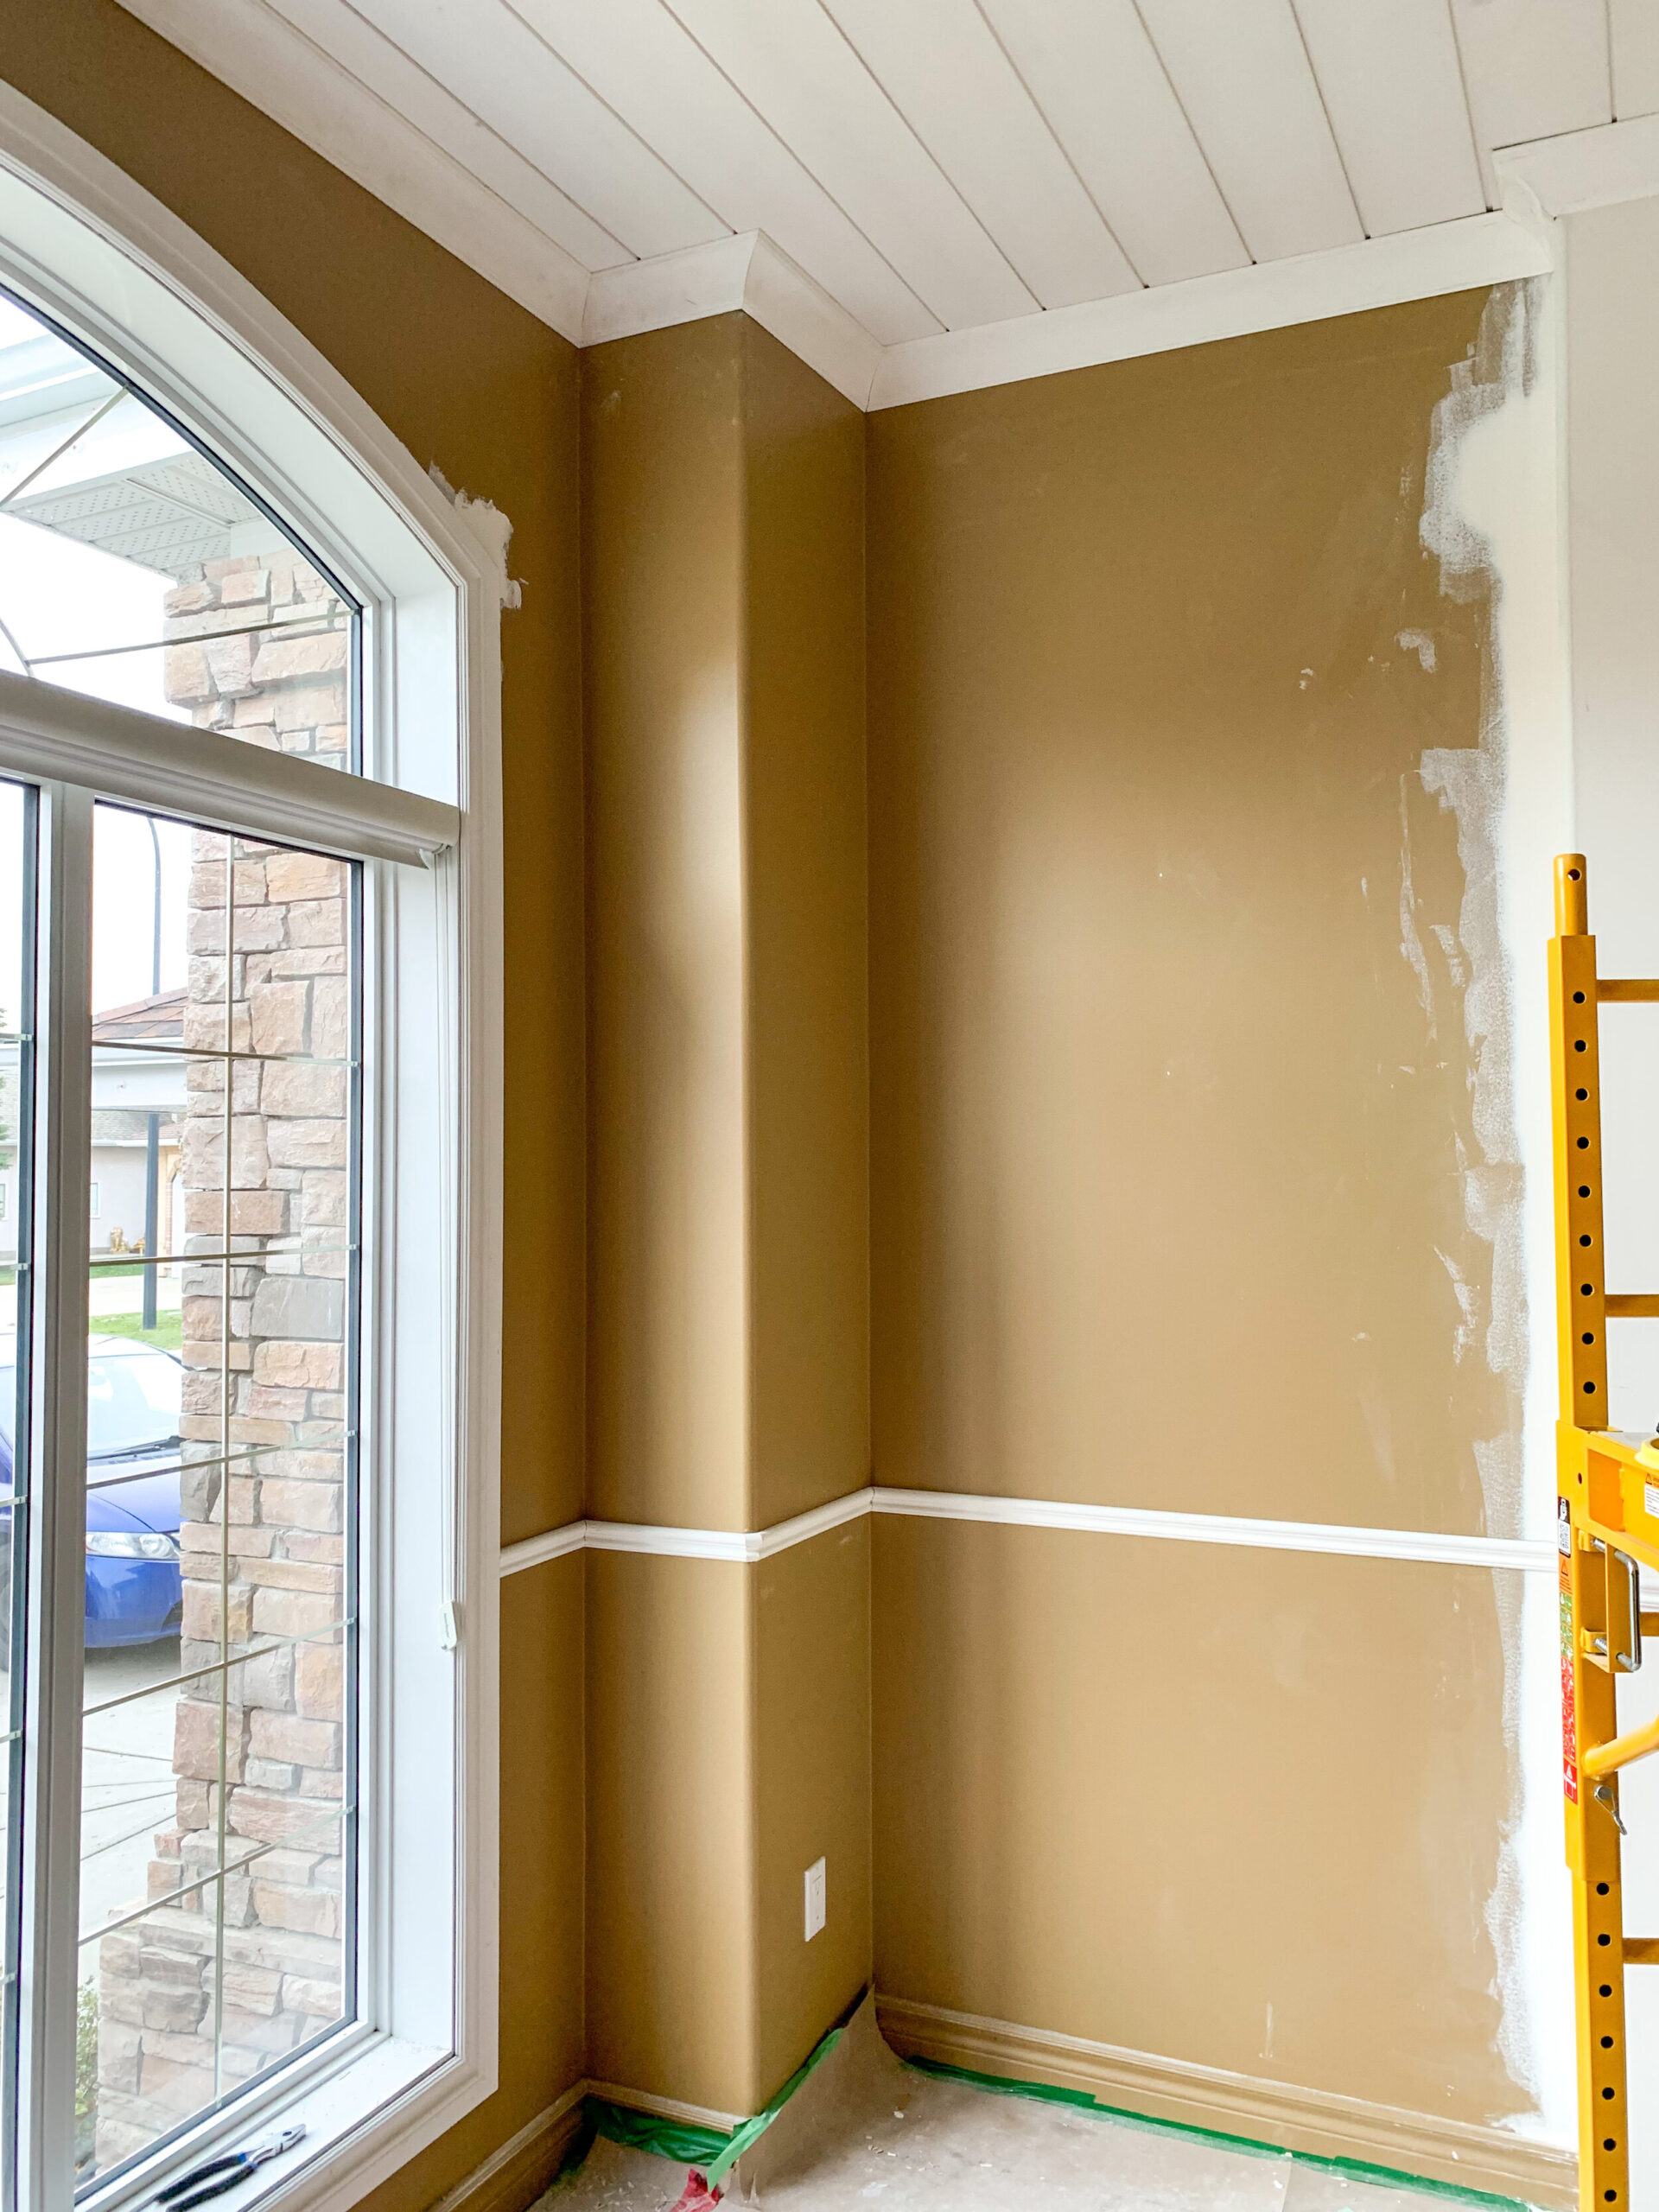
[{"xmin": 1417, "ymin": 275, "xmax": 1576, "ymax": 2145}]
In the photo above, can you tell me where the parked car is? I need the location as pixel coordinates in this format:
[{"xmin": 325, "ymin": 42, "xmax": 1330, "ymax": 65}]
[{"xmin": 0, "ymin": 1332, "xmax": 183, "ymax": 1648}]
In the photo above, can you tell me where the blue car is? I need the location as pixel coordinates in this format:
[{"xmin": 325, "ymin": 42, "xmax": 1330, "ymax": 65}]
[{"xmin": 0, "ymin": 1332, "xmax": 183, "ymax": 1647}]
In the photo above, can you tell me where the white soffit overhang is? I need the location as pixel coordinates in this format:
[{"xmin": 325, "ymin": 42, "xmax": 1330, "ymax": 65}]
[{"xmin": 108, "ymin": 0, "xmax": 1619, "ymax": 412}]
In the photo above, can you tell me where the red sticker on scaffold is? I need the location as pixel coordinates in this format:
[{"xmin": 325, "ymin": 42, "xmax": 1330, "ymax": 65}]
[{"xmin": 1560, "ymin": 1497, "xmax": 1579, "ymax": 1804}]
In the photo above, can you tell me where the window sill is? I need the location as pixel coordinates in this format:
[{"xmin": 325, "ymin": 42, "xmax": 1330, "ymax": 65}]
[{"xmin": 86, "ymin": 2033, "xmax": 489, "ymax": 2212}]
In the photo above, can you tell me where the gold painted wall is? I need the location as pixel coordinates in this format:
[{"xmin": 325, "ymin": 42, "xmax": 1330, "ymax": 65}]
[
  {"xmin": 583, "ymin": 319, "xmax": 749, "ymax": 1534},
  {"xmin": 585, "ymin": 1552, "xmax": 756, "ymax": 2113},
  {"xmin": 582, "ymin": 315, "xmax": 868, "ymax": 1535},
  {"xmin": 753, "ymin": 1523, "xmax": 872, "ymax": 2099},
  {"xmin": 874, "ymin": 1520, "xmax": 1525, "ymax": 2123},
  {"xmin": 866, "ymin": 294, "xmax": 1532, "ymax": 2126},
  {"xmin": 1, "ymin": 6, "xmax": 588, "ymax": 2206},
  {"xmin": 582, "ymin": 313, "xmax": 871, "ymax": 2118},
  {"xmin": 743, "ymin": 335, "xmax": 870, "ymax": 1529},
  {"xmin": 868, "ymin": 294, "xmax": 1513, "ymax": 1540}
]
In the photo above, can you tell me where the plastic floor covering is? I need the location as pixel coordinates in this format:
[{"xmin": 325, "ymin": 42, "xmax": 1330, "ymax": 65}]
[{"xmin": 538, "ymin": 2003, "xmax": 1525, "ymax": 2212}]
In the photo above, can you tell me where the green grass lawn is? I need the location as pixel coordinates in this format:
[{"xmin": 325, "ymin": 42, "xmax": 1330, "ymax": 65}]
[{"xmin": 92, "ymin": 1311, "xmax": 182, "ymax": 1354}]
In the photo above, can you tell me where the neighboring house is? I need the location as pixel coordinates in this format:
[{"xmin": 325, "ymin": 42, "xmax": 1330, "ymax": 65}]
[{"xmin": 91, "ymin": 988, "xmax": 185, "ymax": 1256}]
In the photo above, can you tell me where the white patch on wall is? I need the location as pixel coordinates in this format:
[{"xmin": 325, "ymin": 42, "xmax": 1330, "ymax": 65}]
[
  {"xmin": 1417, "ymin": 274, "xmax": 1575, "ymax": 2146},
  {"xmin": 427, "ymin": 462, "xmax": 524, "ymax": 609}
]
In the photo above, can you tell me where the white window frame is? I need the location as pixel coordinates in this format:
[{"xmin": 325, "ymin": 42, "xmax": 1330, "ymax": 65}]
[{"xmin": 0, "ymin": 79, "xmax": 505, "ymax": 2212}]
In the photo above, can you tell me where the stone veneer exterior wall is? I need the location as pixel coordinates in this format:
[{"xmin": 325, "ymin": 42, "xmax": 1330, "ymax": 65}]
[{"xmin": 95, "ymin": 552, "xmax": 354, "ymax": 2168}]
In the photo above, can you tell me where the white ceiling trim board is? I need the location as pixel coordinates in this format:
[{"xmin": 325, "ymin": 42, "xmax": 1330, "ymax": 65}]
[
  {"xmin": 583, "ymin": 230, "xmax": 883, "ymax": 407},
  {"xmin": 1497, "ymin": 112, "xmax": 1659, "ymax": 216},
  {"xmin": 868, "ymin": 208, "xmax": 1552, "ymax": 408},
  {"xmin": 112, "ymin": 0, "xmax": 593, "ymax": 340}
]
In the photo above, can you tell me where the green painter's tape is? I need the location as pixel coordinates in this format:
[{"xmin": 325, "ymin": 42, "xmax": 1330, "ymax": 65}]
[
  {"xmin": 581, "ymin": 1995, "xmax": 858, "ymax": 2192},
  {"xmin": 702, "ymin": 2015, "xmax": 847, "ymax": 2186},
  {"xmin": 585, "ymin": 2100, "xmax": 728, "ymax": 2169},
  {"xmin": 900, "ymin": 2056, "xmax": 1535, "ymax": 2212}
]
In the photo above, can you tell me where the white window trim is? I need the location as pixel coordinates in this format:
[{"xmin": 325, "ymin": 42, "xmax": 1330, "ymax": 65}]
[{"xmin": 0, "ymin": 79, "xmax": 506, "ymax": 2212}]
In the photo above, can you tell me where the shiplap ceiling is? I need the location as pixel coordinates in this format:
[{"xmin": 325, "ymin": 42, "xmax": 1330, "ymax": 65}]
[{"xmin": 111, "ymin": 0, "xmax": 1656, "ymax": 404}]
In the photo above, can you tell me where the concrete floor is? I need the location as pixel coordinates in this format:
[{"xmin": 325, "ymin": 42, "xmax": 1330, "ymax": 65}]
[{"xmin": 541, "ymin": 2003, "xmax": 1502, "ymax": 2212}]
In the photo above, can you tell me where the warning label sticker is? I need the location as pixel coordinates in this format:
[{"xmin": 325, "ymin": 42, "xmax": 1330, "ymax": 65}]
[
  {"xmin": 1560, "ymin": 1497, "xmax": 1579, "ymax": 1805},
  {"xmin": 1647, "ymin": 1478, "xmax": 1659, "ymax": 1522}
]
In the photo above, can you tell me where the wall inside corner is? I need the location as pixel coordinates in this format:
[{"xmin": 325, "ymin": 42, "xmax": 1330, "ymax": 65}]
[
  {"xmin": 1564, "ymin": 193, "xmax": 1659, "ymax": 2207},
  {"xmin": 0, "ymin": 3, "xmax": 588, "ymax": 2206},
  {"xmin": 866, "ymin": 288, "xmax": 1571, "ymax": 2140}
]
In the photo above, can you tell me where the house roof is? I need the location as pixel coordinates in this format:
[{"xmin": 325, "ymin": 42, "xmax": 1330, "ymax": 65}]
[{"xmin": 92, "ymin": 986, "xmax": 186, "ymax": 1046}]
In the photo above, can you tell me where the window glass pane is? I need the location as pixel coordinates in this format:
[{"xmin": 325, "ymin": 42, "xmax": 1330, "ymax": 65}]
[
  {"xmin": 1, "ymin": 778, "xmax": 35, "ymax": 2202},
  {"xmin": 0, "ymin": 293, "xmax": 357, "ymax": 770},
  {"xmin": 78, "ymin": 804, "xmax": 357, "ymax": 2184}
]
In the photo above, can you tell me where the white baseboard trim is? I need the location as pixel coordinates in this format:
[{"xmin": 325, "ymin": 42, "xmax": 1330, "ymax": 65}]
[
  {"xmin": 426, "ymin": 2079, "xmax": 588, "ymax": 2212},
  {"xmin": 585, "ymin": 2079, "xmax": 745, "ymax": 2132},
  {"xmin": 499, "ymin": 1489, "xmax": 1554, "ymax": 1579},
  {"xmin": 875, "ymin": 1996, "xmax": 1576, "ymax": 2209},
  {"xmin": 423, "ymin": 2073, "xmax": 745, "ymax": 2212}
]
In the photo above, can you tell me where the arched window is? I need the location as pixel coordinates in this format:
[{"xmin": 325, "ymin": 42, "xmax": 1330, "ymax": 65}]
[{"xmin": 0, "ymin": 95, "xmax": 502, "ymax": 2212}]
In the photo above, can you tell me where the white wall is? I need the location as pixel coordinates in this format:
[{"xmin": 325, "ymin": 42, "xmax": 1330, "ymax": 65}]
[{"xmin": 1563, "ymin": 191, "xmax": 1659, "ymax": 2208}]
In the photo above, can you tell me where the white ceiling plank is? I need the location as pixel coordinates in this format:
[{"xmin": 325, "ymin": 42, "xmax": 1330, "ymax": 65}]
[
  {"xmin": 1135, "ymin": 0, "xmax": 1364, "ymax": 259},
  {"xmin": 663, "ymin": 0, "xmax": 1039, "ymax": 330},
  {"xmin": 817, "ymin": 0, "xmax": 1138, "ymax": 306},
  {"xmin": 1450, "ymin": 0, "xmax": 1612, "ymax": 149},
  {"xmin": 1294, "ymin": 0, "xmax": 1485, "ymax": 234},
  {"xmin": 265, "ymin": 0, "xmax": 632, "ymax": 270},
  {"xmin": 978, "ymin": 0, "xmax": 1247, "ymax": 288},
  {"xmin": 504, "ymin": 0, "xmax": 939, "ymax": 343},
  {"xmin": 1611, "ymin": 0, "xmax": 1659, "ymax": 119},
  {"xmin": 110, "ymin": 0, "xmax": 592, "ymax": 337},
  {"xmin": 346, "ymin": 0, "xmax": 728, "ymax": 259}
]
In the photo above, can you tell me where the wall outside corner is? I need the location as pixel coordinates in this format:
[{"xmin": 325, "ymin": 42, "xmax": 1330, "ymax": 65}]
[{"xmin": 581, "ymin": 308, "xmax": 873, "ymax": 2122}]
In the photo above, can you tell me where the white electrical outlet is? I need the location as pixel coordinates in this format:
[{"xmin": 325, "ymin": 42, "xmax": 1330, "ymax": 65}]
[{"xmin": 804, "ymin": 1857, "xmax": 826, "ymax": 1942}]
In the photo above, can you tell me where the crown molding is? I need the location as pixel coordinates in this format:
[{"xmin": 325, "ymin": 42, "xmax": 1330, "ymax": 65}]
[
  {"xmin": 867, "ymin": 210, "xmax": 1552, "ymax": 409},
  {"xmin": 111, "ymin": 0, "xmax": 592, "ymax": 340},
  {"xmin": 582, "ymin": 232, "xmax": 883, "ymax": 410},
  {"xmin": 1497, "ymin": 112, "xmax": 1659, "ymax": 219},
  {"xmin": 108, "ymin": 0, "xmax": 1555, "ymax": 409}
]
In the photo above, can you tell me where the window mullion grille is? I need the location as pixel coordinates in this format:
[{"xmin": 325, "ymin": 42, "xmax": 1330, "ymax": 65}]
[{"xmin": 16, "ymin": 781, "xmax": 93, "ymax": 2212}]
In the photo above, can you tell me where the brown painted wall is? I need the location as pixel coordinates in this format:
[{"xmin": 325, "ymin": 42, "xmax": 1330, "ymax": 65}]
[
  {"xmin": 585, "ymin": 1529, "xmax": 872, "ymax": 2120},
  {"xmin": 583, "ymin": 315, "xmax": 868, "ymax": 1535},
  {"xmin": 582, "ymin": 314, "xmax": 871, "ymax": 2117},
  {"xmin": 585, "ymin": 1552, "xmax": 756, "ymax": 2114},
  {"xmin": 744, "ymin": 334, "xmax": 870, "ymax": 1529},
  {"xmin": 865, "ymin": 296, "xmax": 1529, "ymax": 2125},
  {"xmin": 753, "ymin": 1523, "xmax": 872, "ymax": 2098},
  {"xmin": 583, "ymin": 319, "xmax": 749, "ymax": 1534},
  {"xmin": 867, "ymin": 293, "xmax": 1512, "ymax": 1540},
  {"xmin": 874, "ymin": 1520, "xmax": 1524, "ymax": 2123},
  {"xmin": 0, "ymin": 6, "xmax": 587, "ymax": 2205}
]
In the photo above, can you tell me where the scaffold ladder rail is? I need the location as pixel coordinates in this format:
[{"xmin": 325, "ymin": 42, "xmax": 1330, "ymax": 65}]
[{"xmin": 1550, "ymin": 853, "xmax": 1659, "ymax": 2212}]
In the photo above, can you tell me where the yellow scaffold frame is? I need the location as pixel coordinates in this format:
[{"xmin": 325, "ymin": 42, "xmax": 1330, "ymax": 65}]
[{"xmin": 1551, "ymin": 854, "xmax": 1659, "ymax": 2212}]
